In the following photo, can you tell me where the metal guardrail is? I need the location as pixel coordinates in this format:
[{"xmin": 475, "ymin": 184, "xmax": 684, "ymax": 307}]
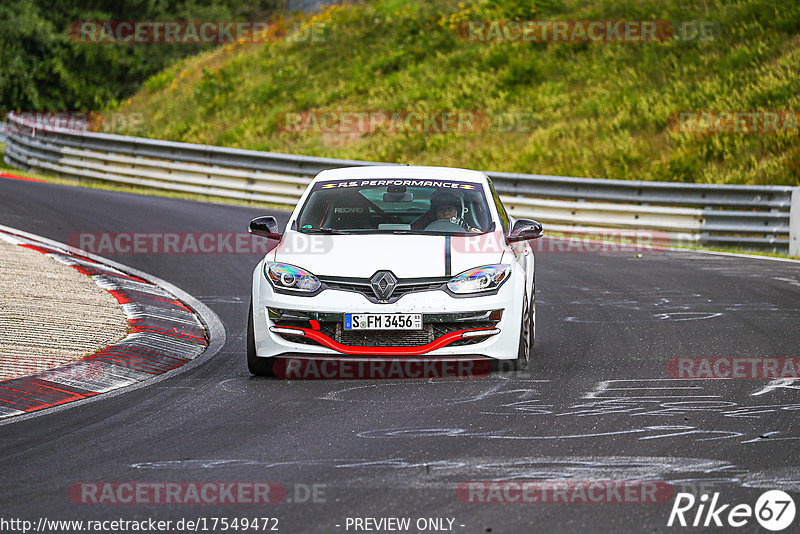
[
  {"xmin": 288, "ymin": 0, "xmax": 345, "ymax": 12},
  {"xmin": 4, "ymin": 112, "xmax": 798, "ymax": 255}
]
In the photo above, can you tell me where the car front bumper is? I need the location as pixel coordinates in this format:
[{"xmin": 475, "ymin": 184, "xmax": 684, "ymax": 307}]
[{"xmin": 251, "ymin": 260, "xmax": 524, "ymax": 361}]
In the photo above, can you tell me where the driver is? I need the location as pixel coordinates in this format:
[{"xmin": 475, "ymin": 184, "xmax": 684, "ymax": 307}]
[{"xmin": 430, "ymin": 191, "xmax": 480, "ymax": 232}]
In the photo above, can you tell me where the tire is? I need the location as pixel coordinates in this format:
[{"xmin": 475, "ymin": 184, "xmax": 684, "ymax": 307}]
[
  {"xmin": 247, "ymin": 299, "xmax": 274, "ymax": 377},
  {"xmin": 512, "ymin": 291, "xmax": 531, "ymax": 371},
  {"xmin": 529, "ymin": 291, "xmax": 536, "ymax": 358}
]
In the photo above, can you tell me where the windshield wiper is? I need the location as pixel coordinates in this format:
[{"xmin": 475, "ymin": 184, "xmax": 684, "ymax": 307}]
[
  {"xmin": 299, "ymin": 227, "xmax": 348, "ymax": 234},
  {"xmin": 388, "ymin": 230, "xmax": 492, "ymax": 236}
]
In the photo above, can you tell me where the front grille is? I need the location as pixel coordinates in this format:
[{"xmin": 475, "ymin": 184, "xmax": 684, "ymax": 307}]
[
  {"xmin": 335, "ymin": 324, "xmax": 434, "ymax": 347},
  {"xmin": 392, "ymin": 282, "xmax": 447, "ymax": 298},
  {"xmin": 431, "ymin": 321, "xmax": 495, "ymax": 338},
  {"xmin": 320, "ymin": 276, "xmax": 448, "ymax": 303},
  {"xmin": 272, "ymin": 319, "xmax": 498, "ymax": 348},
  {"xmin": 322, "ymin": 281, "xmax": 369, "ymax": 293}
]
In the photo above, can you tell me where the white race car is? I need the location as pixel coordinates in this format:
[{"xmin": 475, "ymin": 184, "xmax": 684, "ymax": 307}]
[{"xmin": 246, "ymin": 166, "xmax": 542, "ymax": 377}]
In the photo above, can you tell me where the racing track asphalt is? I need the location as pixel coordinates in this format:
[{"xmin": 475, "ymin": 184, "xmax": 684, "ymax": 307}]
[{"xmin": 1, "ymin": 178, "xmax": 800, "ymax": 533}]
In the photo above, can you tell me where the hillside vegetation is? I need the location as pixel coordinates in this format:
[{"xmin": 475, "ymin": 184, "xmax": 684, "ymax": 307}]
[
  {"xmin": 1, "ymin": 0, "xmax": 281, "ymax": 110},
  {"xmin": 114, "ymin": 0, "xmax": 800, "ymax": 185}
]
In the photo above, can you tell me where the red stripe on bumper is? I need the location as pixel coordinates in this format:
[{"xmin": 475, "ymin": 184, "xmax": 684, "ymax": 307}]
[{"xmin": 281, "ymin": 327, "xmax": 497, "ymax": 356}]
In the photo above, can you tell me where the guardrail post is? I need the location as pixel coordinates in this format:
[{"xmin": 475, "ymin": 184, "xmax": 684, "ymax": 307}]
[{"xmin": 791, "ymin": 187, "xmax": 800, "ymax": 257}]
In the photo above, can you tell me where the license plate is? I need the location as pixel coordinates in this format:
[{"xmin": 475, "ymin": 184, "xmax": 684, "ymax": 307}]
[{"xmin": 344, "ymin": 313, "xmax": 423, "ymax": 330}]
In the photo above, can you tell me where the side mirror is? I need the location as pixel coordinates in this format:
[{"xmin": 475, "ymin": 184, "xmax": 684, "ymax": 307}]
[
  {"xmin": 507, "ymin": 219, "xmax": 543, "ymax": 242},
  {"xmin": 249, "ymin": 216, "xmax": 281, "ymax": 239}
]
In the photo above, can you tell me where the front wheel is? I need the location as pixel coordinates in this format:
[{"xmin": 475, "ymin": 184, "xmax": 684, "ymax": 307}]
[
  {"xmin": 529, "ymin": 295, "xmax": 536, "ymax": 358},
  {"xmin": 512, "ymin": 291, "xmax": 531, "ymax": 371},
  {"xmin": 247, "ymin": 300, "xmax": 273, "ymax": 377}
]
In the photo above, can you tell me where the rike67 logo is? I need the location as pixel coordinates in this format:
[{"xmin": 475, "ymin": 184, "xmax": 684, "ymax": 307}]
[{"xmin": 668, "ymin": 490, "xmax": 796, "ymax": 531}]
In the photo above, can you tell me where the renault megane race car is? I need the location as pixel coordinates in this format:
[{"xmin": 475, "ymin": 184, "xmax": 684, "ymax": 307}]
[{"xmin": 246, "ymin": 166, "xmax": 543, "ymax": 376}]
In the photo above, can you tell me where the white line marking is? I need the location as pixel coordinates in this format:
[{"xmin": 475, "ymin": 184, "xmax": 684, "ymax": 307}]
[{"xmin": 752, "ymin": 378, "xmax": 800, "ymax": 396}]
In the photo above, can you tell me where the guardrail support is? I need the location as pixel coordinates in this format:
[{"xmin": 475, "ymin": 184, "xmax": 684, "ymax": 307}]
[{"xmin": 791, "ymin": 188, "xmax": 800, "ymax": 257}]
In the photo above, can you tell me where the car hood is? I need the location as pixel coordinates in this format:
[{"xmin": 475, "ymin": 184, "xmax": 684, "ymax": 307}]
[{"xmin": 271, "ymin": 231, "xmax": 509, "ymax": 278}]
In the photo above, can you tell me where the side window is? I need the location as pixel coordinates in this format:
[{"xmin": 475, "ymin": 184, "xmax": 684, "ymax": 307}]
[{"xmin": 488, "ymin": 180, "xmax": 510, "ymax": 234}]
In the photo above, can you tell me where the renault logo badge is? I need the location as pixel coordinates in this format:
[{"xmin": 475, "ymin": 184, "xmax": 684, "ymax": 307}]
[{"xmin": 370, "ymin": 271, "xmax": 397, "ymax": 300}]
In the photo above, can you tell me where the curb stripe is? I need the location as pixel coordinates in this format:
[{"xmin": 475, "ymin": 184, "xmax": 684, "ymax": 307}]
[
  {"xmin": 0, "ymin": 230, "xmax": 209, "ymax": 418},
  {"xmin": 0, "ymin": 172, "xmax": 47, "ymax": 183}
]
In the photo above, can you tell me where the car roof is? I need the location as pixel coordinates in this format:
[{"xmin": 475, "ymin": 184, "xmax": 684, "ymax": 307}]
[{"xmin": 312, "ymin": 165, "xmax": 489, "ymax": 184}]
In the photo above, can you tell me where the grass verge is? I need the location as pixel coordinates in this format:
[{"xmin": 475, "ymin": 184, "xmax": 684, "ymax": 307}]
[{"xmin": 112, "ymin": 0, "xmax": 800, "ymax": 187}]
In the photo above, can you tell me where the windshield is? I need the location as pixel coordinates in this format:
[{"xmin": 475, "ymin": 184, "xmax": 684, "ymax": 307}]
[{"xmin": 295, "ymin": 178, "xmax": 493, "ymax": 235}]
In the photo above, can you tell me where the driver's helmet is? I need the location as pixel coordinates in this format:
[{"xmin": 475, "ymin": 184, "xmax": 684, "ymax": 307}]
[{"xmin": 430, "ymin": 191, "xmax": 461, "ymax": 215}]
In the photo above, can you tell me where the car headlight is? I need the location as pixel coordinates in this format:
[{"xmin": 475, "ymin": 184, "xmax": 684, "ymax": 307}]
[
  {"xmin": 264, "ymin": 262, "xmax": 321, "ymax": 292},
  {"xmin": 447, "ymin": 265, "xmax": 511, "ymax": 294}
]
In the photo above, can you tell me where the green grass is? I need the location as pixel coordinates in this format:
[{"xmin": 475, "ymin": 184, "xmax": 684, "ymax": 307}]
[{"xmin": 106, "ymin": 0, "xmax": 800, "ymax": 186}]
